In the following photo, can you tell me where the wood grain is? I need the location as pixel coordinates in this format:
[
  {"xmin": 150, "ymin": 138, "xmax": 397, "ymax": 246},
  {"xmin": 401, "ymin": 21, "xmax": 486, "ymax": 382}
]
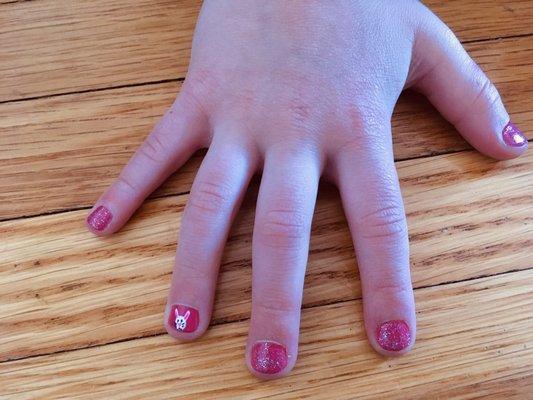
[
  {"xmin": 0, "ymin": 0, "xmax": 198, "ymax": 102},
  {"xmin": 1, "ymin": 2, "xmax": 532, "ymax": 398},
  {"xmin": 1, "ymin": 35, "xmax": 532, "ymax": 221},
  {"xmin": 1, "ymin": 150, "xmax": 531, "ymax": 362},
  {"xmin": 1, "ymin": 269, "xmax": 532, "ymax": 399},
  {"xmin": 1, "ymin": 0, "xmax": 532, "ymax": 102}
]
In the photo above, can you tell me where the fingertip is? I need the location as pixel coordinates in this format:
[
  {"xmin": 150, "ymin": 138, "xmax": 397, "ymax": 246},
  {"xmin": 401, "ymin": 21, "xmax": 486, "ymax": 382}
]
[
  {"xmin": 462, "ymin": 118, "xmax": 529, "ymax": 161},
  {"xmin": 164, "ymin": 325, "xmax": 207, "ymax": 342},
  {"xmin": 86, "ymin": 204, "xmax": 115, "ymax": 236},
  {"xmin": 164, "ymin": 303, "xmax": 207, "ymax": 342},
  {"xmin": 246, "ymin": 340, "xmax": 295, "ymax": 380},
  {"xmin": 498, "ymin": 121, "xmax": 528, "ymax": 158},
  {"xmin": 85, "ymin": 176, "xmax": 147, "ymax": 236},
  {"xmin": 360, "ymin": 282, "xmax": 416, "ymax": 358},
  {"xmin": 369, "ymin": 319, "xmax": 416, "ymax": 357}
]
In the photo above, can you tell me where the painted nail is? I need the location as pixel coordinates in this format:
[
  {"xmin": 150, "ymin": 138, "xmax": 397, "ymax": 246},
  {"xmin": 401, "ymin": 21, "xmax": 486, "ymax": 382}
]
[
  {"xmin": 251, "ymin": 341, "xmax": 288, "ymax": 375},
  {"xmin": 168, "ymin": 304, "xmax": 199, "ymax": 333},
  {"xmin": 502, "ymin": 122, "xmax": 527, "ymax": 147},
  {"xmin": 376, "ymin": 320, "xmax": 411, "ymax": 352},
  {"xmin": 87, "ymin": 205, "xmax": 113, "ymax": 231}
]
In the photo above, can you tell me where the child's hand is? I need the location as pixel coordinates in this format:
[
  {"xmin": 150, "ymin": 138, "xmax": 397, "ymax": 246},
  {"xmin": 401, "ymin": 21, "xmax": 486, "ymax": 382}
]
[{"xmin": 86, "ymin": 1, "xmax": 527, "ymax": 378}]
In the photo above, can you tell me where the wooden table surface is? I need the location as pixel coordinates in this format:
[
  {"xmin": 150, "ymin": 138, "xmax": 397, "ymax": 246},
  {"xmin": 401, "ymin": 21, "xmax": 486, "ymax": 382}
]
[{"xmin": 1, "ymin": 1, "xmax": 532, "ymax": 399}]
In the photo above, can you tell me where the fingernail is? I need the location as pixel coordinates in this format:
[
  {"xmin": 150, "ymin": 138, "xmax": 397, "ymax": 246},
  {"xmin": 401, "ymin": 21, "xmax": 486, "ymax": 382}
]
[
  {"xmin": 502, "ymin": 122, "xmax": 527, "ymax": 147},
  {"xmin": 251, "ymin": 341, "xmax": 288, "ymax": 375},
  {"xmin": 87, "ymin": 205, "xmax": 113, "ymax": 231},
  {"xmin": 168, "ymin": 304, "xmax": 199, "ymax": 333},
  {"xmin": 376, "ymin": 320, "xmax": 411, "ymax": 352}
]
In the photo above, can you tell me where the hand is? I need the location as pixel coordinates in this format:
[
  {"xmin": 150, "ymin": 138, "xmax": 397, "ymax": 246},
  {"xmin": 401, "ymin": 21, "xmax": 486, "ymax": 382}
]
[{"xmin": 86, "ymin": 0, "xmax": 528, "ymax": 379}]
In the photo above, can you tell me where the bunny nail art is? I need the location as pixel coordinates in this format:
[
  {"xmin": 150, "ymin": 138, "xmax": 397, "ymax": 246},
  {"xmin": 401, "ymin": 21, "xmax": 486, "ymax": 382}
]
[
  {"xmin": 175, "ymin": 309, "xmax": 190, "ymax": 331},
  {"xmin": 168, "ymin": 304, "xmax": 199, "ymax": 333}
]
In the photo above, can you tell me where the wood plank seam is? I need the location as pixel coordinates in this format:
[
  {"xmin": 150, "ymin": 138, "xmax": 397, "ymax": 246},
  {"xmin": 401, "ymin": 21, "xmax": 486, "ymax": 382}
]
[
  {"xmin": 0, "ymin": 0, "xmax": 31, "ymax": 5},
  {"xmin": 2, "ymin": 33, "xmax": 531, "ymax": 220},
  {"xmin": 2, "ymin": 0, "xmax": 533, "ymax": 102},
  {"xmin": 1, "ymin": 138, "xmax": 531, "ymax": 224},
  {"xmin": 0, "ymin": 77, "xmax": 185, "ymax": 106},
  {"xmin": 2, "ymin": 152, "xmax": 533, "ymax": 394},
  {"xmin": 1, "ymin": 269, "xmax": 531, "ymax": 399},
  {"xmin": 461, "ymin": 32, "xmax": 533, "ymax": 44},
  {"xmin": 0, "ymin": 27, "xmax": 533, "ymax": 105},
  {"xmin": 1, "ymin": 2, "xmax": 531, "ymax": 396},
  {"xmin": 2, "ymin": 261, "xmax": 530, "ymax": 365},
  {"xmin": 2, "ymin": 127, "xmax": 531, "ymax": 361},
  {"xmin": 0, "ymin": 33, "xmax": 529, "ymax": 106}
]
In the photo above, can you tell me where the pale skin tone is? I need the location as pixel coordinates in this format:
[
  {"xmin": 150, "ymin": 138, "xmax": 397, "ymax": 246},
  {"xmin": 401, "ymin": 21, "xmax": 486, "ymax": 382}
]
[{"xmin": 87, "ymin": 0, "xmax": 528, "ymax": 379}]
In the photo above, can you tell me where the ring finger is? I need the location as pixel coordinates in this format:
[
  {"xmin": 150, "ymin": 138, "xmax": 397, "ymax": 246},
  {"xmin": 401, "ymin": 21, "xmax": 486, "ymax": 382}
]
[{"xmin": 164, "ymin": 135, "xmax": 256, "ymax": 340}]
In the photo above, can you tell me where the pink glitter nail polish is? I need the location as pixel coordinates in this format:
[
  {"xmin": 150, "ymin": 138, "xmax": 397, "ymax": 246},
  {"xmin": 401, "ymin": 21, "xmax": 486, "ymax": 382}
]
[
  {"xmin": 251, "ymin": 341, "xmax": 288, "ymax": 374},
  {"xmin": 87, "ymin": 205, "xmax": 113, "ymax": 231},
  {"xmin": 376, "ymin": 320, "xmax": 411, "ymax": 352},
  {"xmin": 168, "ymin": 304, "xmax": 199, "ymax": 333},
  {"xmin": 502, "ymin": 122, "xmax": 527, "ymax": 147}
]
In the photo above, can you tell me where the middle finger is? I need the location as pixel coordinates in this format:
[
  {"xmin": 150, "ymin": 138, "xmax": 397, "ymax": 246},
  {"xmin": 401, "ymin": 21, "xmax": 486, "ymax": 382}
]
[{"xmin": 246, "ymin": 145, "xmax": 321, "ymax": 378}]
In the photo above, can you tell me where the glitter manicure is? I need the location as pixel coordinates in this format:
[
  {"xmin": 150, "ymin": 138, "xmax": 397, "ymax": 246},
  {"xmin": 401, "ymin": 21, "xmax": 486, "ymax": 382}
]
[
  {"xmin": 376, "ymin": 320, "xmax": 411, "ymax": 352},
  {"xmin": 251, "ymin": 341, "xmax": 288, "ymax": 374},
  {"xmin": 87, "ymin": 205, "xmax": 113, "ymax": 231},
  {"xmin": 502, "ymin": 122, "xmax": 527, "ymax": 147}
]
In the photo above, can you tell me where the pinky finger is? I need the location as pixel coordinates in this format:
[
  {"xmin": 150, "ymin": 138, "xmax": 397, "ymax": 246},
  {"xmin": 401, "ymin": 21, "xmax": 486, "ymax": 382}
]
[{"xmin": 86, "ymin": 95, "xmax": 207, "ymax": 235}]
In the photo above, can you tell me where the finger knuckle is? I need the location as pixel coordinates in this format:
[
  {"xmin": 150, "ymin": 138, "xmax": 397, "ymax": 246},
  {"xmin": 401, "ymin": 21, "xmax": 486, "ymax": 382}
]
[
  {"xmin": 180, "ymin": 69, "xmax": 217, "ymax": 111},
  {"xmin": 116, "ymin": 175, "xmax": 138, "ymax": 195},
  {"xmin": 276, "ymin": 93, "xmax": 320, "ymax": 141},
  {"xmin": 358, "ymin": 202, "xmax": 407, "ymax": 240},
  {"xmin": 258, "ymin": 209, "xmax": 309, "ymax": 249},
  {"xmin": 370, "ymin": 274, "xmax": 411, "ymax": 297},
  {"xmin": 454, "ymin": 69, "xmax": 499, "ymax": 127},
  {"xmin": 255, "ymin": 292, "xmax": 301, "ymax": 317},
  {"xmin": 334, "ymin": 110, "xmax": 390, "ymax": 155},
  {"xmin": 337, "ymin": 133, "xmax": 383, "ymax": 156},
  {"xmin": 469, "ymin": 71, "xmax": 495, "ymax": 103},
  {"xmin": 139, "ymin": 133, "xmax": 170, "ymax": 164},
  {"xmin": 187, "ymin": 178, "xmax": 232, "ymax": 216},
  {"xmin": 473, "ymin": 75, "xmax": 499, "ymax": 108},
  {"xmin": 287, "ymin": 98, "xmax": 313, "ymax": 127},
  {"xmin": 176, "ymin": 254, "xmax": 211, "ymax": 281}
]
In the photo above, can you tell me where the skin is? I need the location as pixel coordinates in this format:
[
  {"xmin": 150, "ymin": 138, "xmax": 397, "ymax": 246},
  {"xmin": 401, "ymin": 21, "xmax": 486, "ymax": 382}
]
[{"xmin": 87, "ymin": 0, "xmax": 527, "ymax": 379}]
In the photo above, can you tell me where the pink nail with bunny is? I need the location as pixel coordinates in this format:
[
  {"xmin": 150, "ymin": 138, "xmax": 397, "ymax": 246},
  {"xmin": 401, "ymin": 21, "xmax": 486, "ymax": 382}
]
[{"xmin": 168, "ymin": 304, "xmax": 199, "ymax": 333}]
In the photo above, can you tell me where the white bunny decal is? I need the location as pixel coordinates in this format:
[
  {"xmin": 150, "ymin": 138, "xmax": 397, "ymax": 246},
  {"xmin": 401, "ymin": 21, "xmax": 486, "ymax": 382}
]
[{"xmin": 174, "ymin": 308, "xmax": 191, "ymax": 331}]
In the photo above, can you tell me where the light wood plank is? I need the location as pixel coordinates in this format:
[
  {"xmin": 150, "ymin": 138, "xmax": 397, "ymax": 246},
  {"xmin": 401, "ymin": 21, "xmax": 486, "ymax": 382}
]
[
  {"xmin": 1, "ymin": 269, "xmax": 532, "ymax": 399},
  {"xmin": 0, "ymin": 0, "xmax": 198, "ymax": 102},
  {"xmin": 1, "ymin": 150, "xmax": 531, "ymax": 361},
  {"xmin": 1, "ymin": 0, "xmax": 532, "ymax": 101},
  {"xmin": 1, "ymin": 35, "xmax": 532, "ymax": 220}
]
